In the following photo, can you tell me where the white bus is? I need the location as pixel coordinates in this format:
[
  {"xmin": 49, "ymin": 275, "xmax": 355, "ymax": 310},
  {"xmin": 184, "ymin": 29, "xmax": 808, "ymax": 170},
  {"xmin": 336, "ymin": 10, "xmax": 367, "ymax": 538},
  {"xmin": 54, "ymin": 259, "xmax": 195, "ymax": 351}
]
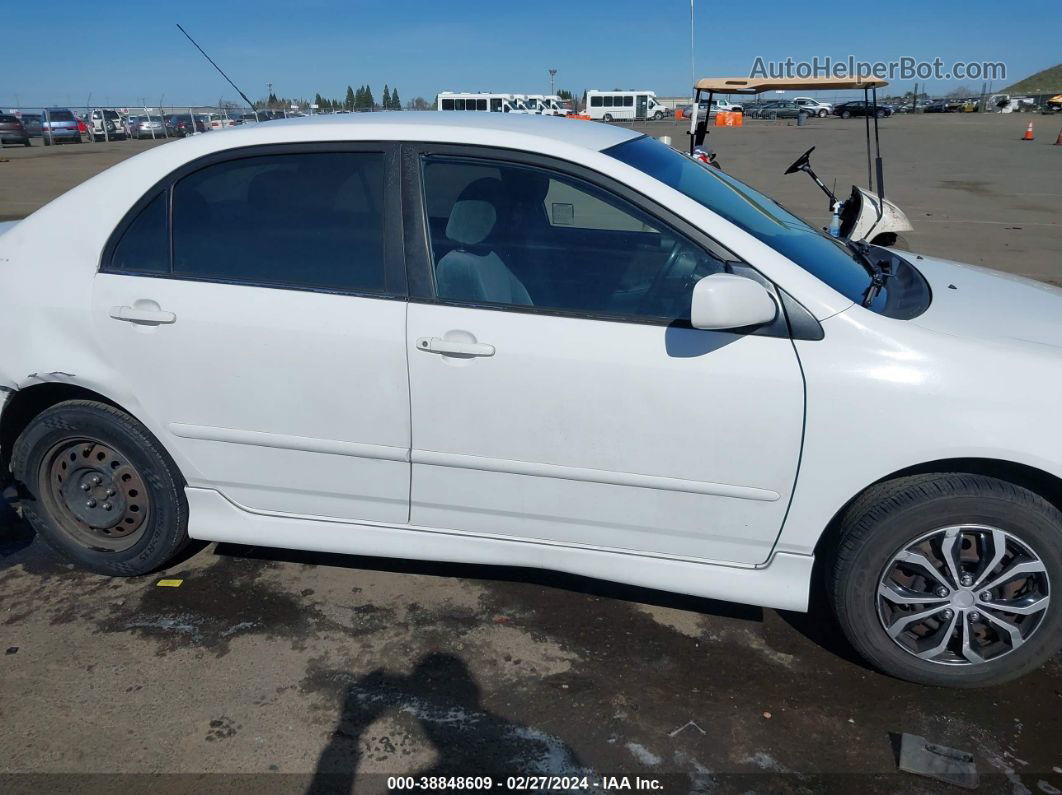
[
  {"xmin": 586, "ymin": 90, "xmax": 668, "ymax": 121},
  {"xmin": 436, "ymin": 93, "xmax": 530, "ymax": 113},
  {"xmin": 524, "ymin": 94, "xmax": 571, "ymax": 116}
]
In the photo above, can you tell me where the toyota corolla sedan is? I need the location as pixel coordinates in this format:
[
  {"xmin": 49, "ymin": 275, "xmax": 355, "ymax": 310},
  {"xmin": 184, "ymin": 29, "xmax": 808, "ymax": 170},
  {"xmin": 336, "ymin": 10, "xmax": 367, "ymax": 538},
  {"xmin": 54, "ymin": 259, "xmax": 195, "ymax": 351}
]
[{"xmin": 0, "ymin": 114, "xmax": 1058, "ymax": 687}]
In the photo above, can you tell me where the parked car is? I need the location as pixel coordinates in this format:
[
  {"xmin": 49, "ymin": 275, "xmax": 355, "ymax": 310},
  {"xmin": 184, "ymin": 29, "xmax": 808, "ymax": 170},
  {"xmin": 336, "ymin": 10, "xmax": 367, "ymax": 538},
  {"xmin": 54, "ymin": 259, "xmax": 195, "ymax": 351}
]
[
  {"xmin": 747, "ymin": 100, "xmax": 808, "ymax": 119},
  {"xmin": 165, "ymin": 115, "xmax": 208, "ymax": 137},
  {"xmin": 0, "ymin": 114, "xmax": 31, "ymax": 147},
  {"xmin": 40, "ymin": 108, "xmax": 82, "ymax": 145},
  {"xmin": 88, "ymin": 109, "xmax": 128, "ymax": 142},
  {"xmin": 792, "ymin": 97, "xmax": 832, "ymax": 117},
  {"xmin": 923, "ymin": 99, "xmax": 947, "ymax": 113},
  {"xmin": 19, "ymin": 113, "xmax": 43, "ymax": 137},
  {"xmin": 1, "ymin": 114, "xmax": 1060, "ymax": 688},
  {"xmin": 130, "ymin": 115, "xmax": 169, "ymax": 140},
  {"xmin": 832, "ymin": 100, "xmax": 892, "ymax": 118}
]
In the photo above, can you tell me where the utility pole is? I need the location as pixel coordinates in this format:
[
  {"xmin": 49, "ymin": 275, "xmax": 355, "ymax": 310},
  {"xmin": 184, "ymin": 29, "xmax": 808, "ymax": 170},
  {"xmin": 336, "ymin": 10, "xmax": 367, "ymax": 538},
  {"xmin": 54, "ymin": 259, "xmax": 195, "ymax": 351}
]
[
  {"xmin": 548, "ymin": 68, "xmax": 557, "ymax": 96},
  {"xmin": 267, "ymin": 82, "xmax": 273, "ymax": 108}
]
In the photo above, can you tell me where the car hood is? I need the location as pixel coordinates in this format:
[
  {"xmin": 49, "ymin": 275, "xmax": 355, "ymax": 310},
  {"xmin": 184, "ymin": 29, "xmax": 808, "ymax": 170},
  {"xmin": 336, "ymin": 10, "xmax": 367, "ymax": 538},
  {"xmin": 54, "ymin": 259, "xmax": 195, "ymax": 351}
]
[
  {"xmin": 910, "ymin": 254, "xmax": 1062, "ymax": 349},
  {"xmin": 0, "ymin": 220, "xmax": 18, "ymax": 237}
]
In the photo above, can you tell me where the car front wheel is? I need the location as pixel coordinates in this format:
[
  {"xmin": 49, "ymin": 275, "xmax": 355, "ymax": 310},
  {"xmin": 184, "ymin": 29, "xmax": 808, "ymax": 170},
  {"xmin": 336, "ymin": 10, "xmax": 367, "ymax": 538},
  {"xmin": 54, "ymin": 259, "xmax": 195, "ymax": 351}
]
[
  {"xmin": 818, "ymin": 109, "xmax": 828, "ymax": 118},
  {"xmin": 841, "ymin": 110, "xmax": 852, "ymax": 119},
  {"xmin": 12, "ymin": 400, "xmax": 189, "ymax": 576},
  {"xmin": 830, "ymin": 473, "xmax": 1060, "ymax": 687}
]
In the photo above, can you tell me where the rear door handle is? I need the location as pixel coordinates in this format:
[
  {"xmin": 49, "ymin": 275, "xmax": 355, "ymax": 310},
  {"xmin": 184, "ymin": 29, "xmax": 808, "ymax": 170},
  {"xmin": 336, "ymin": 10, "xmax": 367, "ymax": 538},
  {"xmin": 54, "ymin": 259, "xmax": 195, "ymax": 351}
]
[
  {"xmin": 416, "ymin": 337, "xmax": 495, "ymax": 357},
  {"xmin": 109, "ymin": 306, "xmax": 177, "ymax": 325}
]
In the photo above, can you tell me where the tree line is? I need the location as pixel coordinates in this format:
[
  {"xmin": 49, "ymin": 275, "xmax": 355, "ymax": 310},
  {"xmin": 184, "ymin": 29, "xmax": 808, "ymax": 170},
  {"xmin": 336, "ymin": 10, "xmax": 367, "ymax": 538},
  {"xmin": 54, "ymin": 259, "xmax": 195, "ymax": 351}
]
[{"xmin": 258, "ymin": 85, "xmax": 404, "ymax": 112}]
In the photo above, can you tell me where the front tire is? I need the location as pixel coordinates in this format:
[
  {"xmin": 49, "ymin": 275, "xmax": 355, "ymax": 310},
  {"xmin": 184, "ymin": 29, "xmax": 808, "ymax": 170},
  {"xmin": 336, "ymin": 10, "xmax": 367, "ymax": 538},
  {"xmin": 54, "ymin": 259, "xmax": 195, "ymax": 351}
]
[
  {"xmin": 829, "ymin": 473, "xmax": 1061, "ymax": 687},
  {"xmin": 841, "ymin": 110, "xmax": 852, "ymax": 119},
  {"xmin": 818, "ymin": 108, "xmax": 828, "ymax": 118},
  {"xmin": 12, "ymin": 400, "xmax": 189, "ymax": 576}
]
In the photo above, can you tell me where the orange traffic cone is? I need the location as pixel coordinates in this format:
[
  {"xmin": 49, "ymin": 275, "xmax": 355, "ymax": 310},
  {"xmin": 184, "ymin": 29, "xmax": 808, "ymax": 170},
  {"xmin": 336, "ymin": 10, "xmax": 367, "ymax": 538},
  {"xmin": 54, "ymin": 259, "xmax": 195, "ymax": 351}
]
[
  {"xmin": 1055, "ymin": 127, "xmax": 1062, "ymax": 146},
  {"xmin": 1021, "ymin": 121, "xmax": 1034, "ymax": 141}
]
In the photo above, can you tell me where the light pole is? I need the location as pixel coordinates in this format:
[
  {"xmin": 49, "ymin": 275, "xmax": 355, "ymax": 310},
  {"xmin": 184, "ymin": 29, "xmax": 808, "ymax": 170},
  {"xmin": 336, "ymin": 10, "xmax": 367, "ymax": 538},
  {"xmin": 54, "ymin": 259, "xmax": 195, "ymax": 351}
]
[{"xmin": 548, "ymin": 68, "xmax": 557, "ymax": 96}]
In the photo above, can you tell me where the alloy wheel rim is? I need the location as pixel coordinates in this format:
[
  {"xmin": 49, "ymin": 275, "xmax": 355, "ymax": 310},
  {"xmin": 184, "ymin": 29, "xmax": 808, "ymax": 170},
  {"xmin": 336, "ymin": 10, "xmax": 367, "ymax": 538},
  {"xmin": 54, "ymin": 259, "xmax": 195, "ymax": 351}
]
[
  {"xmin": 877, "ymin": 525, "xmax": 1050, "ymax": 666},
  {"xmin": 42, "ymin": 438, "xmax": 150, "ymax": 552}
]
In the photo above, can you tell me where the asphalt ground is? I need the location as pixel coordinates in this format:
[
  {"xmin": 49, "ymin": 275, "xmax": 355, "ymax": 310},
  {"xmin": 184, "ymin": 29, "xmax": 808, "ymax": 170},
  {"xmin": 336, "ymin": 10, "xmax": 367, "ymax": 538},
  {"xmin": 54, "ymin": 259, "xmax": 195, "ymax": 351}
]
[{"xmin": 1, "ymin": 112, "xmax": 1061, "ymax": 793}]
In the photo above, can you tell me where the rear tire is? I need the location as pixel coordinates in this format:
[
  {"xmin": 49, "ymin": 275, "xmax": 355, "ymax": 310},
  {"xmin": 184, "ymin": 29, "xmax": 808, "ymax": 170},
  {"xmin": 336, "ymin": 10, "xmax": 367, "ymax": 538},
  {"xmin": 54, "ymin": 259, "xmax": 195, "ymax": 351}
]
[
  {"xmin": 12, "ymin": 400, "xmax": 189, "ymax": 576},
  {"xmin": 603, "ymin": 113, "xmax": 613, "ymax": 122},
  {"xmin": 829, "ymin": 473, "xmax": 1062, "ymax": 687},
  {"xmin": 841, "ymin": 110, "xmax": 852, "ymax": 119}
]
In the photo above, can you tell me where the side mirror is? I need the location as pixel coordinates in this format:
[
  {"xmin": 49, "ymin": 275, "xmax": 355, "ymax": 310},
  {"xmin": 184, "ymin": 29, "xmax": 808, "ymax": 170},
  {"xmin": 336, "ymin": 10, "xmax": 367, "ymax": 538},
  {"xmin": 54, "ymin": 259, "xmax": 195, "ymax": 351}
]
[{"xmin": 690, "ymin": 273, "xmax": 777, "ymax": 331}]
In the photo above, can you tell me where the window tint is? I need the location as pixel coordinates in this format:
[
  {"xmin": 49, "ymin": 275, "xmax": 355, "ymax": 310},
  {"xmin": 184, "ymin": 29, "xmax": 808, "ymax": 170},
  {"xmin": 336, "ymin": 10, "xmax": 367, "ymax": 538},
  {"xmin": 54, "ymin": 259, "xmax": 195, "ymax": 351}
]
[
  {"xmin": 442, "ymin": 99, "xmax": 455, "ymax": 110},
  {"xmin": 590, "ymin": 96, "xmax": 602, "ymax": 107},
  {"xmin": 625, "ymin": 96, "xmax": 634, "ymax": 107},
  {"xmin": 48, "ymin": 110, "xmax": 74, "ymax": 121},
  {"xmin": 490, "ymin": 98, "xmax": 502, "ymax": 111},
  {"xmin": 421, "ymin": 158, "xmax": 736, "ymax": 322},
  {"xmin": 477, "ymin": 99, "xmax": 487, "ymax": 110},
  {"xmin": 0, "ymin": 115, "xmax": 18, "ymax": 123},
  {"xmin": 603, "ymin": 96, "xmax": 614, "ymax": 107},
  {"xmin": 171, "ymin": 152, "xmax": 386, "ymax": 292},
  {"xmin": 110, "ymin": 191, "xmax": 169, "ymax": 274}
]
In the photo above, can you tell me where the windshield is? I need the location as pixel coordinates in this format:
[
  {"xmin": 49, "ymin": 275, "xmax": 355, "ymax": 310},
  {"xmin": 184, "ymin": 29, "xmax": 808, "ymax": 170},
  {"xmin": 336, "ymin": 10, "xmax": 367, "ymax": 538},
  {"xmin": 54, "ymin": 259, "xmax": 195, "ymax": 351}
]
[{"xmin": 605, "ymin": 135, "xmax": 886, "ymax": 309}]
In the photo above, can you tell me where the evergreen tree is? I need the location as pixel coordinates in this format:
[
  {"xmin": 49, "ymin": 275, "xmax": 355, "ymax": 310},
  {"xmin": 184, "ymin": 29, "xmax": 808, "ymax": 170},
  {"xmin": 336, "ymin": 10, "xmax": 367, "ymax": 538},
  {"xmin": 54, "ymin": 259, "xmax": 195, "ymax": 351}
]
[
  {"xmin": 390, "ymin": 87, "xmax": 401, "ymax": 109},
  {"xmin": 345, "ymin": 85, "xmax": 355, "ymax": 111},
  {"xmin": 364, "ymin": 85, "xmax": 375, "ymax": 110},
  {"xmin": 382, "ymin": 85, "xmax": 391, "ymax": 110}
]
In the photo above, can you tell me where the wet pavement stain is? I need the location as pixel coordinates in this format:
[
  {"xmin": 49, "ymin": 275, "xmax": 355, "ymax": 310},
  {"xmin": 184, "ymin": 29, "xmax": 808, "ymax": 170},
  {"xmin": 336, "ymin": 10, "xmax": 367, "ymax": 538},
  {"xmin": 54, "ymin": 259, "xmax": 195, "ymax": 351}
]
[{"xmin": 93, "ymin": 551, "xmax": 350, "ymax": 656}]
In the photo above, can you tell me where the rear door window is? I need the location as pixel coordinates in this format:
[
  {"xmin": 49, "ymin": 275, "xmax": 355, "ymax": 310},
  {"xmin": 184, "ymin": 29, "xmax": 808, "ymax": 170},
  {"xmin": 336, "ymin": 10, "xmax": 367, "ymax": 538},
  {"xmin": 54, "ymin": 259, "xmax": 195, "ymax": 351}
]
[{"xmin": 171, "ymin": 152, "xmax": 387, "ymax": 293}]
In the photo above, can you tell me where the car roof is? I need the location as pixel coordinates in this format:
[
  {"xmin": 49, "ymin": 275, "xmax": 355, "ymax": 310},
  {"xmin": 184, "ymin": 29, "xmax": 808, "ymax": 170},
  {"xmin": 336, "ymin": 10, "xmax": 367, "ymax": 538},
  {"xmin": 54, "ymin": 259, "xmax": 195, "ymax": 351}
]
[{"xmin": 259, "ymin": 112, "xmax": 641, "ymax": 152}]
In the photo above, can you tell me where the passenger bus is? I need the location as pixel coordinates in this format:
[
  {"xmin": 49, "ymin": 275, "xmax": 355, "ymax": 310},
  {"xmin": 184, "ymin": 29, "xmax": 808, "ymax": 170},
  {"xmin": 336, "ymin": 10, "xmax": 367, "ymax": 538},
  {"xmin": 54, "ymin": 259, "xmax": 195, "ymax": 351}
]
[
  {"xmin": 436, "ymin": 93, "xmax": 530, "ymax": 113},
  {"xmin": 585, "ymin": 90, "xmax": 668, "ymax": 121}
]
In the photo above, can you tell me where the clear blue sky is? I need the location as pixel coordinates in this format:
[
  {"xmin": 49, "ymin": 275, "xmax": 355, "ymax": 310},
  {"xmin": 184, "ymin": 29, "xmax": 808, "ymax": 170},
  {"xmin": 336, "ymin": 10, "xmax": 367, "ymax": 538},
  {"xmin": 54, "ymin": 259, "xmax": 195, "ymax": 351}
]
[{"xmin": 3, "ymin": 0, "xmax": 1058, "ymax": 108}]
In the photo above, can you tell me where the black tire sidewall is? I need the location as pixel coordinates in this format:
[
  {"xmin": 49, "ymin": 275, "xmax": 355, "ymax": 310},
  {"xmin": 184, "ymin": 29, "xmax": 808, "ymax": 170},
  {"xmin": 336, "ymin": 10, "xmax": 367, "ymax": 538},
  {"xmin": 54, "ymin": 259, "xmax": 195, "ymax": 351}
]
[
  {"xmin": 12, "ymin": 401, "xmax": 188, "ymax": 576},
  {"xmin": 835, "ymin": 477, "xmax": 1062, "ymax": 687}
]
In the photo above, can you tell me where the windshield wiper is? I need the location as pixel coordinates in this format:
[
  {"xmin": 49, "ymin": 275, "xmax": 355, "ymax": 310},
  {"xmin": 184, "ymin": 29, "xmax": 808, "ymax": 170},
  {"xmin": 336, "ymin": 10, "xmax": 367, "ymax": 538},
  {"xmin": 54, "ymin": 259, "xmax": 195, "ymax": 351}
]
[{"xmin": 847, "ymin": 239, "xmax": 894, "ymax": 307}]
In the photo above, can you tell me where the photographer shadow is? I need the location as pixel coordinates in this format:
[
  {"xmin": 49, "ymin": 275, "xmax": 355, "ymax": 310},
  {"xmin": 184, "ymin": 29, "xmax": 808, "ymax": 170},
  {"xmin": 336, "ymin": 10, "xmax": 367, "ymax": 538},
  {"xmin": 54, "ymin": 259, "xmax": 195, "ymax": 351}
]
[{"xmin": 307, "ymin": 652, "xmax": 585, "ymax": 794}]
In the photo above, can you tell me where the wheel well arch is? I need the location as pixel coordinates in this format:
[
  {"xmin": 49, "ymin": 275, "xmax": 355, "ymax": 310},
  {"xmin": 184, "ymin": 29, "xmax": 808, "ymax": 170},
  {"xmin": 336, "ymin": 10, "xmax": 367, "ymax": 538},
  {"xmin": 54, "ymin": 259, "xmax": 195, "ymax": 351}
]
[
  {"xmin": 1, "ymin": 383, "xmax": 124, "ymax": 474},
  {"xmin": 813, "ymin": 457, "xmax": 1062, "ymax": 559}
]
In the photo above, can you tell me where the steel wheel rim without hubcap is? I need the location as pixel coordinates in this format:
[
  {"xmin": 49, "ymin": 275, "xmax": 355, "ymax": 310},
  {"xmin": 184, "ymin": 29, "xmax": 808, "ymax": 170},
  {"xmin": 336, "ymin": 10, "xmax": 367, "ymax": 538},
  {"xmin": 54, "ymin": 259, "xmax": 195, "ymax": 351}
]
[
  {"xmin": 877, "ymin": 525, "xmax": 1050, "ymax": 666},
  {"xmin": 42, "ymin": 438, "xmax": 150, "ymax": 552}
]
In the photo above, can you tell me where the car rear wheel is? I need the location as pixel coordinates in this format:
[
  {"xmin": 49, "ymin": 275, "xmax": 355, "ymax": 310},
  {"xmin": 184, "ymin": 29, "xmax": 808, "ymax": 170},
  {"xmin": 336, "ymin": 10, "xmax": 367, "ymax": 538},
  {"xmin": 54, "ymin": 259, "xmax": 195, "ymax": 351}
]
[
  {"xmin": 12, "ymin": 400, "xmax": 189, "ymax": 576},
  {"xmin": 603, "ymin": 113, "xmax": 613, "ymax": 122},
  {"xmin": 830, "ymin": 473, "xmax": 1061, "ymax": 687},
  {"xmin": 841, "ymin": 110, "xmax": 852, "ymax": 119},
  {"xmin": 875, "ymin": 109, "xmax": 886, "ymax": 119}
]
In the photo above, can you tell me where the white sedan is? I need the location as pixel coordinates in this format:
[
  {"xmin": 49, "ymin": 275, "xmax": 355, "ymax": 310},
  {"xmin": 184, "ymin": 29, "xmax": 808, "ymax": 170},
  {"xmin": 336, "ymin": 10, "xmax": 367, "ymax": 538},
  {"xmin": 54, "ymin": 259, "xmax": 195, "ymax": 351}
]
[{"xmin": 0, "ymin": 114, "xmax": 1058, "ymax": 687}]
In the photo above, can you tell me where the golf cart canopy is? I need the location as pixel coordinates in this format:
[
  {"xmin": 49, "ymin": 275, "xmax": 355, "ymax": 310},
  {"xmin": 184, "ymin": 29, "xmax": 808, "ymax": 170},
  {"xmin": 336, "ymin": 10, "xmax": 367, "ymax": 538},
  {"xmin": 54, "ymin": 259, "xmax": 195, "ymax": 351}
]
[{"xmin": 694, "ymin": 76, "xmax": 888, "ymax": 94}]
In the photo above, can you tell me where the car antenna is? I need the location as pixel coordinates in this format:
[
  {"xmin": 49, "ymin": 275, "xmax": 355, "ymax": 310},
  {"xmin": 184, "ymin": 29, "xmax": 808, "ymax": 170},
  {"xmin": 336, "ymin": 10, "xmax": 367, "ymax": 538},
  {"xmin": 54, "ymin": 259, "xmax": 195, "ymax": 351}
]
[{"xmin": 175, "ymin": 23, "xmax": 259, "ymax": 122}]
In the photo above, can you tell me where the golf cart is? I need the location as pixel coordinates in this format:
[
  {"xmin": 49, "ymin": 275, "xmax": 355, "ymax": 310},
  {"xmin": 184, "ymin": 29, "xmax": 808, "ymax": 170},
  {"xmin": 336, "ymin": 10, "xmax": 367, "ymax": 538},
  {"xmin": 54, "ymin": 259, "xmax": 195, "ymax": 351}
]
[{"xmin": 687, "ymin": 76, "xmax": 913, "ymax": 247}]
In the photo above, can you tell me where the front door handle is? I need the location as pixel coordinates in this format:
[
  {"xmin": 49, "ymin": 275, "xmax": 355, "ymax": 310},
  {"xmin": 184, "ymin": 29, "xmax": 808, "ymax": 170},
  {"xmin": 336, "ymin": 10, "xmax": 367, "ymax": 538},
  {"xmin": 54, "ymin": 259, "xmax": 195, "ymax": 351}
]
[
  {"xmin": 109, "ymin": 305, "xmax": 177, "ymax": 325},
  {"xmin": 416, "ymin": 337, "xmax": 495, "ymax": 357}
]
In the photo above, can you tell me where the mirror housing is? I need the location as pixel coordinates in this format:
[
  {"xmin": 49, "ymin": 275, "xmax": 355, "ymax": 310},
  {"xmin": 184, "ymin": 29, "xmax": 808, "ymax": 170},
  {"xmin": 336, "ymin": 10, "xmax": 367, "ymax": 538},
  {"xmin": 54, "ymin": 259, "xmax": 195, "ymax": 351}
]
[{"xmin": 690, "ymin": 273, "xmax": 777, "ymax": 331}]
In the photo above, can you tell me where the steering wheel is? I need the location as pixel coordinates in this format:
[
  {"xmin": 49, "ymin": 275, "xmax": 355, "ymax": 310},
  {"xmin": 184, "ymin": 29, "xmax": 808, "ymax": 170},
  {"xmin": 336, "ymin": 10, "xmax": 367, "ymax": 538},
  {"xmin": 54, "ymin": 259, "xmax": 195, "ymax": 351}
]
[
  {"xmin": 784, "ymin": 146, "xmax": 816, "ymax": 175},
  {"xmin": 637, "ymin": 238, "xmax": 716, "ymax": 317}
]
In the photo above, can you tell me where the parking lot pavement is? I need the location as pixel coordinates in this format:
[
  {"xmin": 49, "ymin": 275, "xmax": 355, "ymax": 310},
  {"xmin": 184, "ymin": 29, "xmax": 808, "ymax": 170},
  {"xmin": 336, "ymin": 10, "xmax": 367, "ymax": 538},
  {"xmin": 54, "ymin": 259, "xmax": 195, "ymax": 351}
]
[{"xmin": 2, "ymin": 115, "xmax": 1062, "ymax": 791}]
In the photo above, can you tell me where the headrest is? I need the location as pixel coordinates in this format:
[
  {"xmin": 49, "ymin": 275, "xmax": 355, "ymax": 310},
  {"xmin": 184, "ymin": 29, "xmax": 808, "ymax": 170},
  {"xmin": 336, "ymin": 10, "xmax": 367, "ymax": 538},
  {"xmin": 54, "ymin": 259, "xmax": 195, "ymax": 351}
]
[{"xmin": 446, "ymin": 178, "xmax": 505, "ymax": 247}]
